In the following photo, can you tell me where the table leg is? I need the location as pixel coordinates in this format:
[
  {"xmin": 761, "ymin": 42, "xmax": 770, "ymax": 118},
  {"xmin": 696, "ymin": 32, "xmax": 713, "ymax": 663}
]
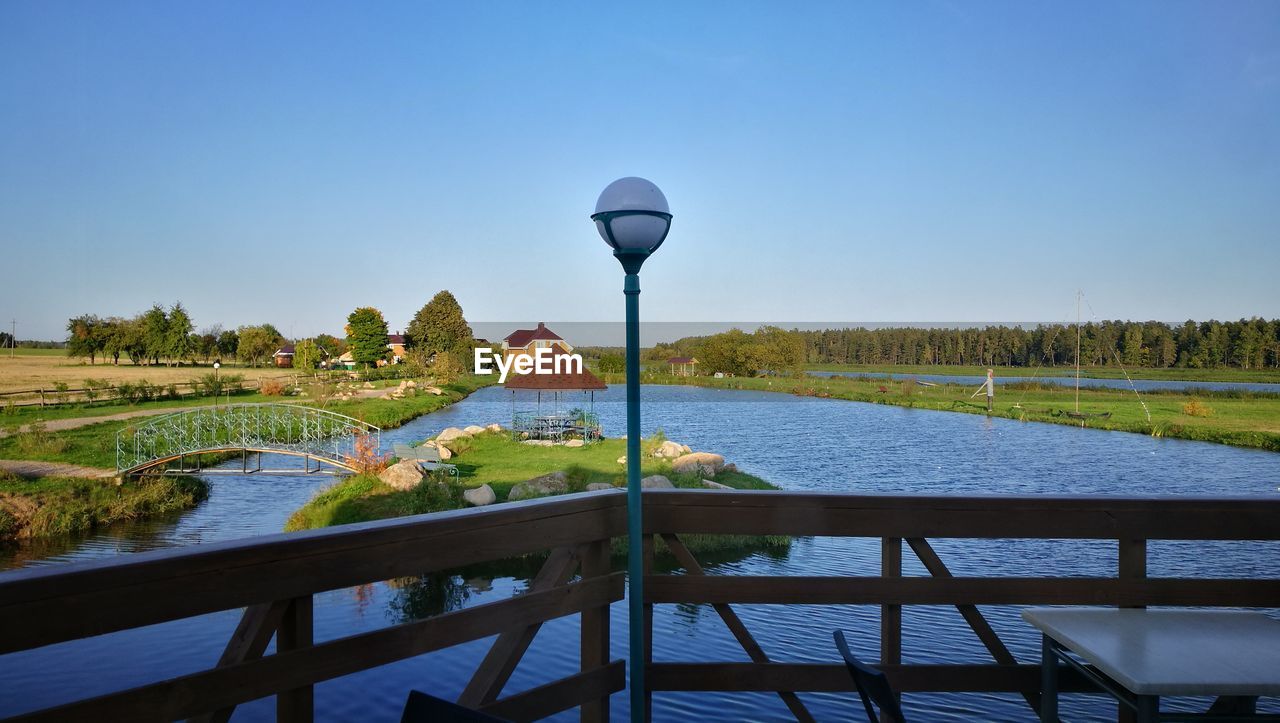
[
  {"xmin": 1040, "ymin": 634, "xmax": 1059, "ymax": 723},
  {"xmin": 1134, "ymin": 695, "xmax": 1158, "ymax": 723}
]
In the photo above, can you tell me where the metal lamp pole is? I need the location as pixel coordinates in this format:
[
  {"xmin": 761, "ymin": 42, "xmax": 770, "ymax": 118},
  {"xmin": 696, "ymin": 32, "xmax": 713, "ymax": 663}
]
[{"xmin": 592, "ymin": 178, "xmax": 671, "ymax": 723}]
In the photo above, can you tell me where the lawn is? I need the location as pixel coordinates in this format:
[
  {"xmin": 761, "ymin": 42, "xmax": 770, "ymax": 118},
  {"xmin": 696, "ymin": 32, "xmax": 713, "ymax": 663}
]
[
  {"xmin": 629, "ymin": 372, "xmax": 1280, "ymax": 452},
  {"xmin": 804, "ymin": 362, "xmax": 1280, "ymax": 384},
  {"xmin": 0, "ymin": 471, "xmax": 208, "ymax": 542}
]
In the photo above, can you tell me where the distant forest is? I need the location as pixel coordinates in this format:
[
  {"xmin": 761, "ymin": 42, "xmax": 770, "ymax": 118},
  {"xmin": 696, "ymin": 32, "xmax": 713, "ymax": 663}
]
[{"xmin": 646, "ymin": 319, "xmax": 1280, "ymax": 371}]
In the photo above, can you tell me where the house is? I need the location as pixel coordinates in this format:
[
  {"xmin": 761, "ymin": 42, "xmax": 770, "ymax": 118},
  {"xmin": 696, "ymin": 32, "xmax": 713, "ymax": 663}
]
[
  {"xmin": 668, "ymin": 356, "xmax": 698, "ymax": 376},
  {"xmin": 273, "ymin": 344, "xmax": 296, "ymax": 368},
  {"xmin": 387, "ymin": 333, "xmax": 407, "ymax": 364},
  {"xmin": 502, "ymin": 323, "xmax": 573, "ymax": 363}
]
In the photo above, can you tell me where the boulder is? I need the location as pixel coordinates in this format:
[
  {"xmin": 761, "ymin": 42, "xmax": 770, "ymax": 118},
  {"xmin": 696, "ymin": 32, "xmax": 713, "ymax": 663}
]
[
  {"xmin": 702, "ymin": 479, "xmax": 733, "ymax": 490},
  {"xmin": 585, "ymin": 482, "xmax": 616, "ymax": 492},
  {"xmin": 425, "ymin": 386, "xmax": 443, "ymax": 396},
  {"xmin": 379, "ymin": 460, "xmax": 425, "ymax": 491},
  {"xmin": 564, "ymin": 439, "xmax": 585, "ymax": 448},
  {"xmin": 436, "ymin": 444, "xmax": 452, "ymax": 461},
  {"xmin": 652, "ymin": 440, "xmax": 685, "ymax": 459},
  {"xmin": 616, "ymin": 456, "xmax": 627, "ymax": 465},
  {"xmin": 681, "ymin": 444, "xmax": 692, "ymax": 454},
  {"xmin": 486, "ymin": 423, "xmax": 503, "ymax": 433},
  {"xmin": 522, "ymin": 439, "xmax": 554, "ymax": 447},
  {"xmin": 463, "ymin": 484, "xmax": 496, "ymax": 507},
  {"xmin": 672, "ymin": 452, "xmax": 725, "ymax": 476},
  {"xmin": 437, "ymin": 427, "xmax": 466, "ymax": 443},
  {"xmin": 463, "ymin": 425, "xmax": 486, "ymax": 436},
  {"xmin": 508, "ymin": 471, "xmax": 569, "ymax": 501},
  {"xmin": 363, "ymin": 382, "xmax": 375, "ymax": 389},
  {"xmin": 641, "ymin": 475, "xmax": 674, "ymax": 489},
  {"xmin": 721, "ymin": 462, "xmax": 737, "ymax": 473}
]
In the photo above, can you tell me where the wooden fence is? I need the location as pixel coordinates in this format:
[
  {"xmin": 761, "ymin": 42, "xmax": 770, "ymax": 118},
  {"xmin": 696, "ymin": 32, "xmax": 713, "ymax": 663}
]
[{"xmin": 0, "ymin": 490, "xmax": 1277, "ymax": 721}]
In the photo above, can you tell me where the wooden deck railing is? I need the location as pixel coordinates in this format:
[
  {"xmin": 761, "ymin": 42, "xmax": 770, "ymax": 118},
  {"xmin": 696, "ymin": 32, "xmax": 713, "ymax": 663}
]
[
  {"xmin": 1, "ymin": 490, "xmax": 1278, "ymax": 722},
  {"xmin": 642, "ymin": 491, "xmax": 1280, "ymax": 722},
  {"xmin": 0, "ymin": 492, "xmax": 629, "ymax": 723}
]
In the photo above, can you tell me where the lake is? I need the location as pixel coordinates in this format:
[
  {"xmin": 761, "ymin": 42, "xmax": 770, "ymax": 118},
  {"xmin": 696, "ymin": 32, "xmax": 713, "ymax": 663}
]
[{"xmin": 3, "ymin": 384, "xmax": 1279, "ymax": 721}]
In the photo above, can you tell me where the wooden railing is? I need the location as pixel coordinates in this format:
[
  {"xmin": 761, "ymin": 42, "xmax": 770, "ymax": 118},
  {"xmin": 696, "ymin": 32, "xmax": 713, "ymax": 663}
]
[
  {"xmin": 1, "ymin": 490, "xmax": 1278, "ymax": 722},
  {"xmin": 641, "ymin": 492, "xmax": 1280, "ymax": 722},
  {"xmin": 0, "ymin": 492, "xmax": 629, "ymax": 723}
]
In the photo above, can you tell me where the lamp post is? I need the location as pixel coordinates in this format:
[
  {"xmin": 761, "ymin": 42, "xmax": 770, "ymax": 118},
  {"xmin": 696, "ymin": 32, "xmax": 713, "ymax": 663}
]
[
  {"xmin": 592, "ymin": 177, "xmax": 672, "ymax": 722},
  {"xmin": 212, "ymin": 362, "xmax": 221, "ymax": 407}
]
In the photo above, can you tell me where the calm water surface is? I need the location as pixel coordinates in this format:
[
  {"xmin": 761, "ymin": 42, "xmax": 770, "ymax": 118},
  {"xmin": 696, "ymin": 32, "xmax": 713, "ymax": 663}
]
[{"xmin": 3, "ymin": 385, "xmax": 1279, "ymax": 722}]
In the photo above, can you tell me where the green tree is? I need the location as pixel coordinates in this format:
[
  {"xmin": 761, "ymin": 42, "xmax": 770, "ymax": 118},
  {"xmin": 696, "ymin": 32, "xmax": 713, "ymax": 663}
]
[
  {"xmin": 166, "ymin": 302, "xmax": 195, "ymax": 366},
  {"xmin": 314, "ymin": 333, "xmax": 345, "ymax": 357},
  {"xmin": 597, "ymin": 353, "xmax": 624, "ymax": 374},
  {"xmin": 66, "ymin": 314, "xmax": 104, "ymax": 364},
  {"xmin": 405, "ymin": 290, "xmax": 473, "ymax": 358},
  {"xmin": 141, "ymin": 304, "xmax": 169, "ymax": 365},
  {"xmin": 293, "ymin": 338, "xmax": 322, "ymax": 370},
  {"xmin": 236, "ymin": 325, "xmax": 281, "ymax": 367},
  {"xmin": 216, "ymin": 329, "xmax": 239, "ymax": 359},
  {"xmin": 346, "ymin": 307, "xmax": 390, "ymax": 367}
]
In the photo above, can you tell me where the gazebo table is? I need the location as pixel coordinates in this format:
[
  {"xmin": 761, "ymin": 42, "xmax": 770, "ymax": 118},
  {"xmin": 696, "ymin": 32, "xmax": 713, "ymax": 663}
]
[{"xmin": 1024, "ymin": 607, "xmax": 1280, "ymax": 722}]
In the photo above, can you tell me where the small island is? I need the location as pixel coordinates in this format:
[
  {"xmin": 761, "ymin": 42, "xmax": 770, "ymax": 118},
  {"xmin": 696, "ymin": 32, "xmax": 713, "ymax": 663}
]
[{"xmin": 286, "ymin": 427, "xmax": 787, "ymax": 555}]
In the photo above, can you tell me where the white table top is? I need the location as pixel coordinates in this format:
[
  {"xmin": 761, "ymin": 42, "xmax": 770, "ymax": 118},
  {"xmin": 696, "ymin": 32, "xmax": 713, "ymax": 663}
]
[{"xmin": 1023, "ymin": 608, "xmax": 1280, "ymax": 696}]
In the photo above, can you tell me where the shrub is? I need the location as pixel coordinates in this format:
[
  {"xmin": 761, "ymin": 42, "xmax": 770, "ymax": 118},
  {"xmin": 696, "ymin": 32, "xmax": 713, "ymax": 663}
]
[
  {"xmin": 52, "ymin": 382, "xmax": 71, "ymax": 405},
  {"xmin": 82, "ymin": 378, "xmax": 109, "ymax": 404},
  {"xmin": 343, "ymin": 432, "xmax": 391, "ymax": 474},
  {"xmin": 1182, "ymin": 398, "xmax": 1214, "ymax": 417},
  {"xmin": 166, "ymin": 383, "xmax": 180, "ymax": 400},
  {"xmin": 194, "ymin": 373, "xmax": 223, "ymax": 398},
  {"xmin": 259, "ymin": 379, "xmax": 286, "ymax": 396},
  {"xmin": 13, "ymin": 421, "xmax": 69, "ymax": 456}
]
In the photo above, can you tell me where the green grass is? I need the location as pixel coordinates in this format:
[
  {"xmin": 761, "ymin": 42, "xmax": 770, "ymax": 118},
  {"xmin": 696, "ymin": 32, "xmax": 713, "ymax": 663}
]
[
  {"xmin": 629, "ymin": 372, "xmax": 1280, "ymax": 453},
  {"xmin": 0, "ymin": 471, "xmax": 209, "ymax": 541},
  {"xmin": 286, "ymin": 432, "xmax": 789, "ymax": 557},
  {"xmin": 804, "ymin": 363, "xmax": 1280, "ymax": 384},
  {"xmin": 0, "ymin": 376, "xmax": 495, "ymax": 470}
]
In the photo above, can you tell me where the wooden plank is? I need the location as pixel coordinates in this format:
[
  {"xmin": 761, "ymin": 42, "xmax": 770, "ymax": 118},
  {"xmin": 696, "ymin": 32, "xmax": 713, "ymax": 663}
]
[
  {"xmin": 11, "ymin": 574, "xmax": 624, "ymax": 723},
  {"xmin": 579, "ymin": 540, "xmax": 611, "ymax": 723},
  {"xmin": 480, "ymin": 660, "xmax": 625, "ymax": 723},
  {"xmin": 641, "ymin": 491, "xmax": 1280, "ymax": 540},
  {"xmin": 880, "ymin": 537, "xmax": 901, "ymax": 669},
  {"xmin": 662, "ymin": 534, "xmax": 814, "ymax": 723},
  {"xmin": 906, "ymin": 537, "xmax": 1038, "ymax": 712},
  {"xmin": 648, "ymin": 662, "xmax": 1095, "ymax": 694},
  {"xmin": 0, "ymin": 492, "xmax": 627, "ymax": 654},
  {"xmin": 458, "ymin": 547, "xmax": 580, "ymax": 707},
  {"xmin": 277, "ymin": 596, "xmax": 313, "ymax": 723},
  {"xmin": 1118, "ymin": 538, "xmax": 1147, "ymax": 723},
  {"xmin": 644, "ymin": 575, "xmax": 1280, "ymax": 607},
  {"xmin": 190, "ymin": 600, "xmax": 290, "ymax": 723}
]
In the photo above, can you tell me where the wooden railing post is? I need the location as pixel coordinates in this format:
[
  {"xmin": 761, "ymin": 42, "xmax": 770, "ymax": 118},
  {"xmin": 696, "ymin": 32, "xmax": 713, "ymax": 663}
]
[
  {"xmin": 880, "ymin": 537, "xmax": 902, "ymax": 668},
  {"xmin": 277, "ymin": 595, "xmax": 314, "ymax": 723},
  {"xmin": 1117, "ymin": 538, "xmax": 1146, "ymax": 723},
  {"xmin": 580, "ymin": 539, "xmax": 611, "ymax": 723}
]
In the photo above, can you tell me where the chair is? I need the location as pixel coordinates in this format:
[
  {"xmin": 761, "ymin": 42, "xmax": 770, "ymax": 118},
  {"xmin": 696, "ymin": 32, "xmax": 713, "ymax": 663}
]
[
  {"xmin": 400, "ymin": 690, "xmax": 511, "ymax": 722},
  {"xmin": 833, "ymin": 630, "xmax": 906, "ymax": 723}
]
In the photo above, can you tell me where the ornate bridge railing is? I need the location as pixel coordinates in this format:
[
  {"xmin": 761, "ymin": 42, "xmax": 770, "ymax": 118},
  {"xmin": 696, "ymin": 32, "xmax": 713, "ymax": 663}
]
[{"xmin": 115, "ymin": 403, "xmax": 380, "ymax": 476}]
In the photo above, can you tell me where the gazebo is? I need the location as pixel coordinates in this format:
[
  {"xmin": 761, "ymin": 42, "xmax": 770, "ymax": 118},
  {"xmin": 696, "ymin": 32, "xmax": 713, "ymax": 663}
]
[
  {"xmin": 504, "ymin": 368, "xmax": 608, "ymax": 442},
  {"xmin": 667, "ymin": 356, "xmax": 698, "ymax": 376}
]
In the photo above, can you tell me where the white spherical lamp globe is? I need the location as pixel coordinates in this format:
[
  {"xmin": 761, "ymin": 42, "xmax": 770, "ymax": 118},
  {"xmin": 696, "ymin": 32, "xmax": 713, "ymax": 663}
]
[{"xmin": 592, "ymin": 177, "xmax": 672, "ymax": 253}]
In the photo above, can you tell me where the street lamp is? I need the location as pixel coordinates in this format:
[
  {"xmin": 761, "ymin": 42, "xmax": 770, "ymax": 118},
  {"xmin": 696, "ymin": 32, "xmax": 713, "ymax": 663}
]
[
  {"xmin": 592, "ymin": 177, "xmax": 671, "ymax": 722},
  {"xmin": 213, "ymin": 361, "xmax": 221, "ymax": 406}
]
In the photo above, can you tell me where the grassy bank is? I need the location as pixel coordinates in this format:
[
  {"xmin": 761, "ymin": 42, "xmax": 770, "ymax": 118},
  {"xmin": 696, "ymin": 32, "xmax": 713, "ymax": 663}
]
[
  {"xmin": 621, "ymin": 372, "xmax": 1280, "ymax": 453},
  {"xmin": 286, "ymin": 432, "xmax": 788, "ymax": 557},
  {"xmin": 0, "ymin": 375, "xmax": 494, "ymax": 470},
  {"xmin": 0, "ymin": 472, "xmax": 209, "ymax": 542},
  {"xmin": 804, "ymin": 363, "xmax": 1280, "ymax": 384}
]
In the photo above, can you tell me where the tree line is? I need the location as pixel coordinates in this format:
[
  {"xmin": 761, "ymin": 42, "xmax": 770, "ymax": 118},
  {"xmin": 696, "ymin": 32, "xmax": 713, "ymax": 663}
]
[
  {"xmin": 642, "ymin": 318, "xmax": 1280, "ymax": 375},
  {"xmin": 64, "ymin": 290, "xmax": 475, "ymax": 374}
]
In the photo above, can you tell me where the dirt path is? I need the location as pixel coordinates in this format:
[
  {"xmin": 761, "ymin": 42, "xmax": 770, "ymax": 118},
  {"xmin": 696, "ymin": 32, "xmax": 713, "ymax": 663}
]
[
  {"xmin": 0, "ymin": 387, "xmax": 392, "ymax": 438},
  {"xmin": 0, "ymin": 459, "xmax": 115, "ymax": 479}
]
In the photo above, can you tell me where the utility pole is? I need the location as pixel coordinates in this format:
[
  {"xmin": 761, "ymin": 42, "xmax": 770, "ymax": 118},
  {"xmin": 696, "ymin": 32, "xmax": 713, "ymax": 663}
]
[{"xmin": 1075, "ymin": 290, "xmax": 1082, "ymax": 414}]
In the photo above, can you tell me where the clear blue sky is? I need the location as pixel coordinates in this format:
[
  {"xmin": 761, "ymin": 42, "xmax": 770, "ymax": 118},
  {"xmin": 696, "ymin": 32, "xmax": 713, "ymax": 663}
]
[{"xmin": 2, "ymin": 1, "xmax": 1277, "ymax": 340}]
